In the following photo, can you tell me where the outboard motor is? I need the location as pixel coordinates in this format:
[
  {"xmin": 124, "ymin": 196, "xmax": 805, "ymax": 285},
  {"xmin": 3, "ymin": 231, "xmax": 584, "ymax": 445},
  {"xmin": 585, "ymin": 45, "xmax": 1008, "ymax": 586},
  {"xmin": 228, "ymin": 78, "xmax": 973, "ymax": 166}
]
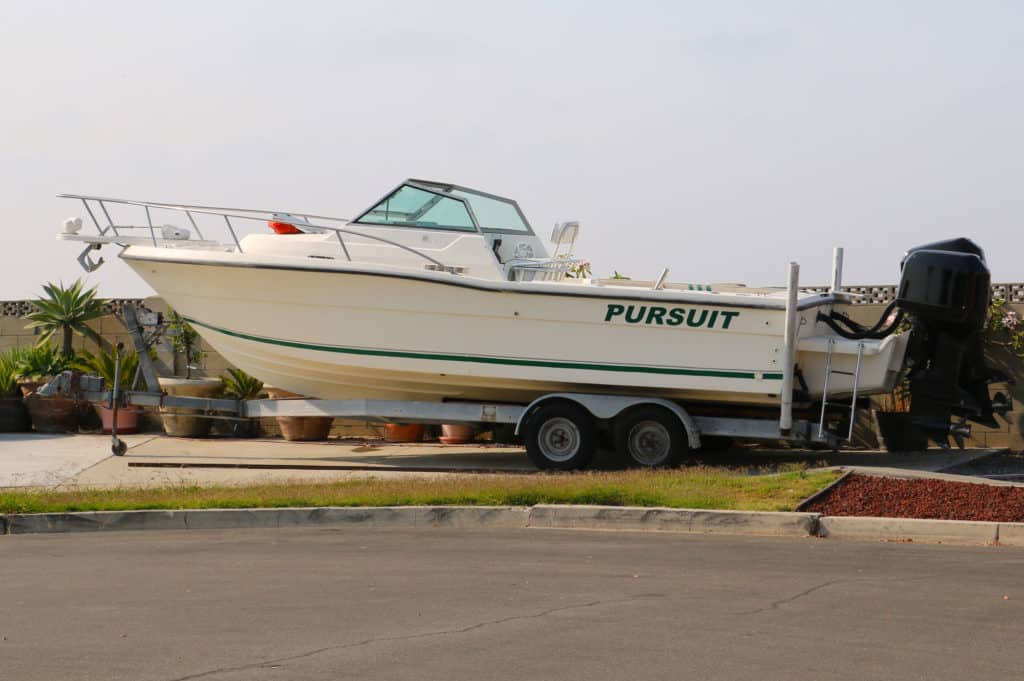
[{"xmin": 897, "ymin": 238, "xmax": 1009, "ymax": 445}]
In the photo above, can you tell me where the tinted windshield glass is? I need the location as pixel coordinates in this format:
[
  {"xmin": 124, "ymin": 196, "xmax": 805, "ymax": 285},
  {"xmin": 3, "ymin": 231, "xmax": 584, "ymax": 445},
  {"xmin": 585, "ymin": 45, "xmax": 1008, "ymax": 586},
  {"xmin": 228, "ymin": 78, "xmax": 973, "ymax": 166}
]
[
  {"xmin": 449, "ymin": 189, "xmax": 530, "ymax": 233},
  {"xmin": 357, "ymin": 185, "xmax": 476, "ymax": 232}
]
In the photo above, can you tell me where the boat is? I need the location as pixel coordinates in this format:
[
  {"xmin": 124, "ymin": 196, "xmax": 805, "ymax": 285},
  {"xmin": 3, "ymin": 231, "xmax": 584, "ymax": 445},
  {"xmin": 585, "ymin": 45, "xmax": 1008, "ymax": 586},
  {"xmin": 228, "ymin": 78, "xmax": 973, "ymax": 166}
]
[{"xmin": 57, "ymin": 179, "xmax": 1003, "ymax": 446}]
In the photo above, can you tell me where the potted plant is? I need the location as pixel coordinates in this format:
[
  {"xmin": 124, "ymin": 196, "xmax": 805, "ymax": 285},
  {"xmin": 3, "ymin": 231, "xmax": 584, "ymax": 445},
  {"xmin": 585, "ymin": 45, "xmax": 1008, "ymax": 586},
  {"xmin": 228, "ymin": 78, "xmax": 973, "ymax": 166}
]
[
  {"xmin": 0, "ymin": 348, "xmax": 30, "ymax": 432},
  {"xmin": 384, "ymin": 423, "xmax": 425, "ymax": 443},
  {"xmin": 18, "ymin": 279, "xmax": 106, "ymax": 433},
  {"xmin": 15, "ymin": 344, "xmax": 82, "ymax": 433},
  {"xmin": 263, "ymin": 386, "xmax": 334, "ymax": 441},
  {"xmin": 14, "ymin": 343, "xmax": 72, "ymax": 397},
  {"xmin": 158, "ymin": 309, "xmax": 222, "ymax": 437},
  {"xmin": 73, "ymin": 347, "xmax": 144, "ymax": 434},
  {"xmin": 439, "ymin": 423, "xmax": 476, "ymax": 444},
  {"xmin": 220, "ymin": 367, "xmax": 266, "ymax": 437}
]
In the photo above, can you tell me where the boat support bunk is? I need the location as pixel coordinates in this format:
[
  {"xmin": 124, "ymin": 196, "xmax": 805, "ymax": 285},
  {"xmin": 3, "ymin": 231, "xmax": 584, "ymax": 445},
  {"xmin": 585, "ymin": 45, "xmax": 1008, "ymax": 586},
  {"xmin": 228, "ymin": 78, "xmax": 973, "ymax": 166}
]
[{"xmin": 69, "ymin": 261, "xmax": 842, "ymax": 469}]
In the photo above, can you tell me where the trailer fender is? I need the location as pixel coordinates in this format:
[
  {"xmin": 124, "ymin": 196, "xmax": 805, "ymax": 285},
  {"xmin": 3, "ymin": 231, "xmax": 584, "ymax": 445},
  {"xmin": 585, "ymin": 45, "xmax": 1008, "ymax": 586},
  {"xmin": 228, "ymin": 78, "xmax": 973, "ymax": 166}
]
[{"xmin": 515, "ymin": 393, "xmax": 701, "ymax": 449}]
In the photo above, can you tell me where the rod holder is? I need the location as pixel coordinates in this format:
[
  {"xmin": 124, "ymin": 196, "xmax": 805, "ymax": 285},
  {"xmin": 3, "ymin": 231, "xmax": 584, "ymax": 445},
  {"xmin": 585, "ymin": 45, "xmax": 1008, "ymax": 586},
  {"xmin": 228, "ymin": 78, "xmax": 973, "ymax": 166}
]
[
  {"xmin": 780, "ymin": 262, "xmax": 800, "ymax": 435},
  {"xmin": 830, "ymin": 247, "xmax": 844, "ymax": 293}
]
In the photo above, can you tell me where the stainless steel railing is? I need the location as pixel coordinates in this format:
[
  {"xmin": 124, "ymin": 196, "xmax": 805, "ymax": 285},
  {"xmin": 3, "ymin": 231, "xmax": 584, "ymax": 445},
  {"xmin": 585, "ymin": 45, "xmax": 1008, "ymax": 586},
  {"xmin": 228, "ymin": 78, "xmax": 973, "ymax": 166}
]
[{"xmin": 57, "ymin": 194, "xmax": 449, "ymax": 269}]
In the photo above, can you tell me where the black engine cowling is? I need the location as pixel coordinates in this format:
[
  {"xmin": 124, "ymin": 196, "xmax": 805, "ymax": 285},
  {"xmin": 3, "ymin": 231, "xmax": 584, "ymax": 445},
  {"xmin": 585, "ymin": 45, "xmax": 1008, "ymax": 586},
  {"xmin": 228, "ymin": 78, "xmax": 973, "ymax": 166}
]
[{"xmin": 897, "ymin": 238, "xmax": 1008, "ymax": 445}]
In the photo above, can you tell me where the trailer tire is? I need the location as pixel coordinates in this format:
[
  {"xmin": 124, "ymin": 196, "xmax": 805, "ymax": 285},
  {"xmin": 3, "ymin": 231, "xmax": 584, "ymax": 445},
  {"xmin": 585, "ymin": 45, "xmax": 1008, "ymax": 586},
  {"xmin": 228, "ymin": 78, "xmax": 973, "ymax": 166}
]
[
  {"xmin": 523, "ymin": 401, "xmax": 597, "ymax": 470},
  {"xmin": 613, "ymin": 406, "xmax": 688, "ymax": 468}
]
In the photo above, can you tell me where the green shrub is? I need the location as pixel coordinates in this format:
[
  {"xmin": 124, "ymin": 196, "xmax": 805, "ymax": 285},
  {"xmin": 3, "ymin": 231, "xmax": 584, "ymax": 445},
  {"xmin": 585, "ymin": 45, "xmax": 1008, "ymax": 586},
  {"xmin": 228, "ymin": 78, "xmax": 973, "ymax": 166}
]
[
  {"xmin": 74, "ymin": 347, "xmax": 142, "ymax": 391},
  {"xmin": 221, "ymin": 367, "xmax": 265, "ymax": 400},
  {"xmin": 166, "ymin": 308, "xmax": 206, "ymax": 379},
  {"xmin": 15, "ymin": 344, "xmax": 74, "ymax": 381},
  {"xmin": 0, "ymin": 348, "xmax": 27, "ymax": 398}
]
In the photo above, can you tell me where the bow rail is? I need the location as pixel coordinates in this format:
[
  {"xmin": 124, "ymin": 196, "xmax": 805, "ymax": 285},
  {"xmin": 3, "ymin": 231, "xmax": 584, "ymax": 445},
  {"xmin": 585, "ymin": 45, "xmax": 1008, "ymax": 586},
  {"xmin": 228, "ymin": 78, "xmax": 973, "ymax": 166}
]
[{"xmin": 57, "ymin": 193, "xmax": 450, "ymax": 271}]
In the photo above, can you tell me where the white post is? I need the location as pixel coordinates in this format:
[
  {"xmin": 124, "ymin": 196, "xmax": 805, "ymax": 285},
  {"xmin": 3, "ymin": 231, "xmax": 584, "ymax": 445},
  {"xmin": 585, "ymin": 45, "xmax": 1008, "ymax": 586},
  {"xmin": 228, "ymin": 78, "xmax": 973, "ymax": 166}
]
[
  {"xmin": 830, "ymin": 247, "xmax": 844, "ymax": 293},
  {"xmin": 780, "ymin": 262, "xmax": 800, "ymax": 435}
]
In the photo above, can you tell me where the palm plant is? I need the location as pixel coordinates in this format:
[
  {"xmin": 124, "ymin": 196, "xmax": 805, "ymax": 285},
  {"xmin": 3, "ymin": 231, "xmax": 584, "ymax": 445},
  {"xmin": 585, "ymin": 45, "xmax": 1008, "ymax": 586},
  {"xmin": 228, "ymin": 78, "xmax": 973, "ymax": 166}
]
[
  {"xmin": 0, "ymin": 348, "xmax": 26, "ymax": 398},
  {"xmin": 74, "ymin": 348, "xmax": 142, "ymax": 391},
  {"xmin": 23, "ymin": 280, "xmax": 105, "ymax": 357},
  {"xmin": 221, "ymin": 367, "xmax": 265, "ymax": 400},
  {"xmin": 15, "ymin": 343, "xmax": 75, "ymax": 381}
]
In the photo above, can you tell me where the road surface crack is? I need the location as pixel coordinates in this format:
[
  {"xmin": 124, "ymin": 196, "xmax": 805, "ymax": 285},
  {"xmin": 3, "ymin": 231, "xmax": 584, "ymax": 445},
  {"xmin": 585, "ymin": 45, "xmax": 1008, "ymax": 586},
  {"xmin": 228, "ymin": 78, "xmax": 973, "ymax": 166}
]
[
  {"xmin": 163, "ymin": 596, "xmax": 638, "ymax": 681},
  {"xmin": 738, "ymin": 579, "xmax": 843, "ymax": 615}
]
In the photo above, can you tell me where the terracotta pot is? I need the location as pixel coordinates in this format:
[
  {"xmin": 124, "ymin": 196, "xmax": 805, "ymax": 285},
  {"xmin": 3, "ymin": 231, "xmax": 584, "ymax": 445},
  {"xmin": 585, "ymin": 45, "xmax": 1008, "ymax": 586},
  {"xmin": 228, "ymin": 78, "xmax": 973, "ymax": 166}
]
[
  {"xmin": 264, "ymin": 386, "xmax": 333, "ymax": 441},
  {"xmin": 0, "ymin": 397, "xmax": 30, "ymax": 432},
  {"xmin": 385, "ymin": 423, "xmax": 425, "ymax": 443},
  {"xmin": 25, "ymin": 394, "xmax": 80, "ymax": 433},
  {"xmin": 18, "ymin": 379, "xmax": 48, "ymax": 398},
  {"xmin": 95, "ymin": 405, "xmax": 142, "ymax": 435},
  {"xmin": 158, "ymin": 377, "xmax": 223, "ymax": 438},
  {"xmin": 440, "ymin": 423, "xmax": 475, "ymax": 444}
]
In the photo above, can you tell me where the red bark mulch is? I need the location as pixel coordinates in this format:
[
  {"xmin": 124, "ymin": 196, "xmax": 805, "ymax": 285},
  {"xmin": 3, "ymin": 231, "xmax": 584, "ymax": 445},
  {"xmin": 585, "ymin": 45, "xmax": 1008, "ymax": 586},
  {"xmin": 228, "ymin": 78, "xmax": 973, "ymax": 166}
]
[{"xmin": 802, "ymin": 473, "xmax": 1024, "ymax": 523}]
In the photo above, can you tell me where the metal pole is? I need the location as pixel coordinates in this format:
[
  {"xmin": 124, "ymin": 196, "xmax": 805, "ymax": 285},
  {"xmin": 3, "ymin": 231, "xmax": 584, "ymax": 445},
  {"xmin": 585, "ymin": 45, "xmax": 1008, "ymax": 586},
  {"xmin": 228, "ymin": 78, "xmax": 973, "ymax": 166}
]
[
  {"xmin": 847, "ymin": 342, "xmax": 865, "ymax": 441},
  {"xmin": 335, "ymin": 230, "xmax": 351, "ymax": 261},
  {"xmin": 780, "ymin": 262, "xmax": 800, "ymax": 435},
  {"xmin": 818, "ymin": 338, "xmax": 834, "ymax": 438},
  {"xmin": 110, "ymin": 342, "xmax": 127, "ymax": 456},
  {"xmin": 145, "ymin": 205, "xmax": 157, "ymax": 246},
  {"xmin": 81, "ymin": 199, "xmax": 104, "ymax": 234},
  {"xmin": 111, "ymin": 343, "xmax": 122, "ymax": 435},
  {"xmin": 185, "ymin": 210, "xmax": 205, "ymax": 240},
  {"xmin": 830, "ymin": 247, "xmax": 844, "ymax": 293},
  {"xmin": 97, "ymin": 200, "xmax": 118, "ymax": 237},
  {"xmin": 223, "ymin": 215, "xmax": 242, "ymax": 252}
]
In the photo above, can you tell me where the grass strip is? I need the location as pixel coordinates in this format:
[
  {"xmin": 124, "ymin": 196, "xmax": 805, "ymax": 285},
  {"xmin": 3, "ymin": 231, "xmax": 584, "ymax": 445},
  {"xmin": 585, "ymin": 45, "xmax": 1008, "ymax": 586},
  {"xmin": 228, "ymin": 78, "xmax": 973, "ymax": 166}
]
[{"xmin": 0, "ymin": 467, "xmax": 839, "ymax": 515}]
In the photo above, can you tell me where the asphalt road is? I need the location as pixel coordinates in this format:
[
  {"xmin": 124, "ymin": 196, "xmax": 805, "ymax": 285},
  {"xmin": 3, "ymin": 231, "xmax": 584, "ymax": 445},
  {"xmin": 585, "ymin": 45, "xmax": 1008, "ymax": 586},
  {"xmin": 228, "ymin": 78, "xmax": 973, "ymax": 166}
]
[{"xmin": 2, "ymin": 528, "xmax": 1023, "ymax": 681}]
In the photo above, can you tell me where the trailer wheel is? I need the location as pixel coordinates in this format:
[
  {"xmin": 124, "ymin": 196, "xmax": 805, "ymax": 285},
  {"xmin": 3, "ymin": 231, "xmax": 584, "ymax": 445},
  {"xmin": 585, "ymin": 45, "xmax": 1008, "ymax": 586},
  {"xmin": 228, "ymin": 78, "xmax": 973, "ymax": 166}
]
[
  {"xmin": 523, "ymin": 401, "xmax": 597, "ymax": 470},
  {"xmin": 614, "ymin": 406, "xmax": 688, "ymax": 468}
]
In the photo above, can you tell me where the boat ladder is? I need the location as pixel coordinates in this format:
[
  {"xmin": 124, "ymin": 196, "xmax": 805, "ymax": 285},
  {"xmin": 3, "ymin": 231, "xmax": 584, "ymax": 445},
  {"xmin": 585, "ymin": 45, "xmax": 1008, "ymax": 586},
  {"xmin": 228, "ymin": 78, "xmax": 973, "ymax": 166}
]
[{"xmin": 817, "ymin": 338, "xmax": 865, "ymax": 442}]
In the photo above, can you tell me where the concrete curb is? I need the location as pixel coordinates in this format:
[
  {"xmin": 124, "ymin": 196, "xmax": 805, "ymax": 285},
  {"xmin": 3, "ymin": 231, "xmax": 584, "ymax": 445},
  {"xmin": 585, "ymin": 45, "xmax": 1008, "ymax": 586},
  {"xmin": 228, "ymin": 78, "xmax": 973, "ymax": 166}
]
[
  {"xmin": 817, "ymin": 515, "xmax": 1024, "ymax": 546},
  {"xmin": 0, "ymin": 505, "xmax": 818, "ymax": 537},
  {"xmin": 1, "ymin": 506, "xmax": 531, "ymax": 535},
  {"xmin": 818, "ymin": 516, "xmax": 999, "ymax": 545},
  {"xmin": 3, "ymin": 506, "xmax": 1024, "ymax": 547},
  {"xmin": 527, "ymin": 505, "xmax": 820, "ymax": 537}
]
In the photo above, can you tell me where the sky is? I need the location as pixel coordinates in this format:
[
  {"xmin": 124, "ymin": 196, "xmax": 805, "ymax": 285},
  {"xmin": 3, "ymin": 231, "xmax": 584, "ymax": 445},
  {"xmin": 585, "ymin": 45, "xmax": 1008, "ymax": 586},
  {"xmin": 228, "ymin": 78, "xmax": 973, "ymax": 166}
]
[{"xmin": 1, "ymin": 1, "xmax": 1021, "ymax": 299}]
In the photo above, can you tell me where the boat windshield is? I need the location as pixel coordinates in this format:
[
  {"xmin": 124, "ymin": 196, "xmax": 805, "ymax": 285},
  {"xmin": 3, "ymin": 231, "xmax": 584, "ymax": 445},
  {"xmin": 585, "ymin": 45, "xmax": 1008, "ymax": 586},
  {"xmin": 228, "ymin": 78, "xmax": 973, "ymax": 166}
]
[{"xmin": 354, "ymin": 181, "xmax": 533, "ymax": 234}]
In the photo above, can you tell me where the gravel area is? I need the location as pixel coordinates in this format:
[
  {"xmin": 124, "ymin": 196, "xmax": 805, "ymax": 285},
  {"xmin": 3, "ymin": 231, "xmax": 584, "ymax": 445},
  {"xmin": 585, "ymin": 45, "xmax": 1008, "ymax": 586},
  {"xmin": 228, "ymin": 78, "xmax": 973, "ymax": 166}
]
[{"xmin": 803, "ymin": 473, "xmax": 1024, "ymax": 522}]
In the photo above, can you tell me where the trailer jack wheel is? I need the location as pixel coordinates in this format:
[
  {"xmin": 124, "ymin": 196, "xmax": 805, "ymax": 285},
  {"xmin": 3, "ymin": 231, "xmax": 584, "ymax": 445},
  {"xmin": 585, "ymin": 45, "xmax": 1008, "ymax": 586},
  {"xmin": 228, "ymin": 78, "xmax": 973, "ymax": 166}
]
[
  {"xmin": 112, "ymin": 437, "xmax": 127, "ymax": 456},
  {"xmin": 524, "ymin": 402, "xmax": 597, "ymax": 471},
  {"xmin": 614, "ymin": 406, "xmax": 688, "ymax": 468}
]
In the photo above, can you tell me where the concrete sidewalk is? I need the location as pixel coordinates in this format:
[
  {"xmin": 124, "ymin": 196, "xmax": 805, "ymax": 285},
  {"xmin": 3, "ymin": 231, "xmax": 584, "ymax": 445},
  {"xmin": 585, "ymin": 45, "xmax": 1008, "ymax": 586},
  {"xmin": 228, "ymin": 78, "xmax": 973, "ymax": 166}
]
[
  {"xmin": 0, "ymin": 433, "xmax": 154, "ymax": 488},
  {"xmin": 0, "ymin": 432, "xmax": 1011, "ymax": 489},
  {"xmin": 0, "ymin": 433, "xmax": 532, "ymax": 488}
]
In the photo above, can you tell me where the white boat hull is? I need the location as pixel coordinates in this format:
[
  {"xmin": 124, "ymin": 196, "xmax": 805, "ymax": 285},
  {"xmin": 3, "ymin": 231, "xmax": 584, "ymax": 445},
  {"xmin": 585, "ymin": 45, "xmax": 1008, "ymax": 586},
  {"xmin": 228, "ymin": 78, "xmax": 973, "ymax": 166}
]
[{"xmin": 125, "ymin": 249, "xmax": 905, "ymax": 405}]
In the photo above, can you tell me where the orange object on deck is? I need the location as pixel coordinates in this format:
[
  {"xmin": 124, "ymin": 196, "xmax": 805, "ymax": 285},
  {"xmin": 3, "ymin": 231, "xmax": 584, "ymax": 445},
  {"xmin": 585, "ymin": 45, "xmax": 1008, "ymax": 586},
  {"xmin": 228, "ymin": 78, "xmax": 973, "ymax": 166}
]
[{"xmin": 268, "ymin": 220, "xmax": 303, "ymax": 235}]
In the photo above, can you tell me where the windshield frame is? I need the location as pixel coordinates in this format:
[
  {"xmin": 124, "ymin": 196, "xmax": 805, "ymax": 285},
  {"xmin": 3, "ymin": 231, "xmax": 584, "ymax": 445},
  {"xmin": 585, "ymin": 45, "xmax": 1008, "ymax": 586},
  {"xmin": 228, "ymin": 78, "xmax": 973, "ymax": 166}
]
[
  {"xmin": 351, "ymin": 181, "xmax": 480, "ymax": 233},
  {"xmin": 351, "ymin": 179, "xmax": 536, "ymax": 236}
]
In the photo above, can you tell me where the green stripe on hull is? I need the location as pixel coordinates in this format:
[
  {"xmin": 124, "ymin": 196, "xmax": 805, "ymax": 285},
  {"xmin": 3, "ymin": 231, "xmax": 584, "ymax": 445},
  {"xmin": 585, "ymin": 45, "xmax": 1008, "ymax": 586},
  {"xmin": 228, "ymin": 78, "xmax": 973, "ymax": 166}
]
[{"xmin": 185, "ymin": 317, "xmax": 785, "ymax": 381}]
